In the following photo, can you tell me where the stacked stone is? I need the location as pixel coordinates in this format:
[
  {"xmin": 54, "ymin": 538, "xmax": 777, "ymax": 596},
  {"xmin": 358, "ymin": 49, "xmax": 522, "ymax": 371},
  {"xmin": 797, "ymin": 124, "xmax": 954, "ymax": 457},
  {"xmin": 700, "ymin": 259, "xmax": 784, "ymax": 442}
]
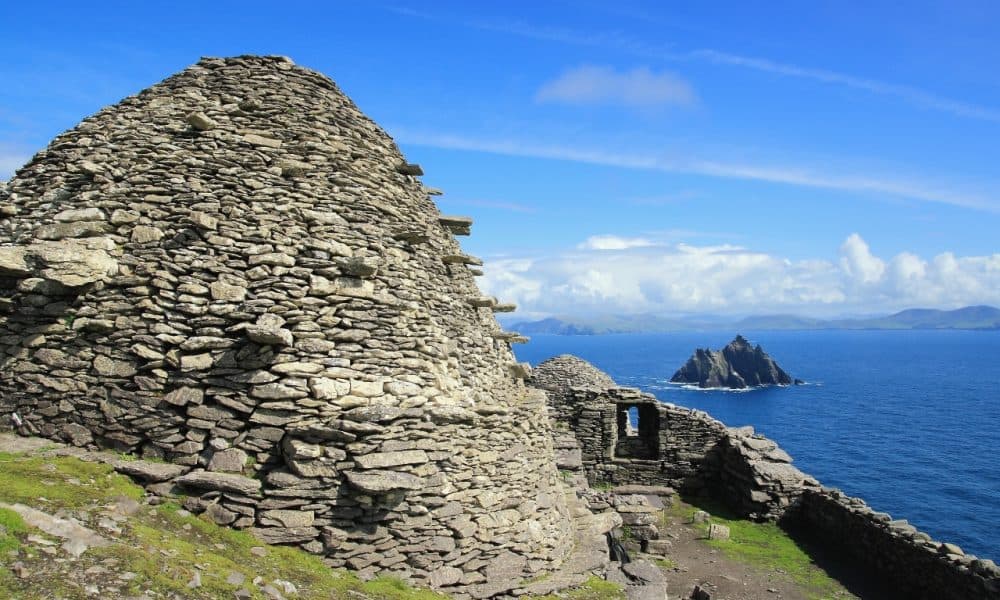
[
  {"xmin": 531, "ymin": 355, "xmax": 616, "ymax": 395},
  {"xmin": 789, "ymin": 488, "xmax": 1000, "ymax": 600},
  {"xmin": 531, "ymin": 355, "xmax": 811, "ymax": 519},
  {"xmin": 710, "ymin": 426, "xmax": 819, "ymax": 521},
  {"xmin": 0, "ymin": 55, "xmax": 573, "ymax": 591}
]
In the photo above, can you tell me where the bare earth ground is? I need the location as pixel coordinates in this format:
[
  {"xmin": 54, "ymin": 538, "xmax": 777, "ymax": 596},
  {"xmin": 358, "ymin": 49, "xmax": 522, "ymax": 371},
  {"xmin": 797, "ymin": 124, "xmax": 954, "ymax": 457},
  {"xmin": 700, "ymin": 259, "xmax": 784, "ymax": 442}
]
[{"xmin": 650, "ymin": 501, "xmax": 861, "ymax": 600}]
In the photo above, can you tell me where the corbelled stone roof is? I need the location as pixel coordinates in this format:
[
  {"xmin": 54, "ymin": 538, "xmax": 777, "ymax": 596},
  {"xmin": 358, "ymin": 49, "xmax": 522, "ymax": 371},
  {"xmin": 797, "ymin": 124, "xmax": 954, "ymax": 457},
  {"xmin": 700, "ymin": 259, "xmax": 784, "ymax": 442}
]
[
  {"xmin": 0, "ymin": 55, "xmax": 571, "ymax": 592},
  {"xmin": 531, "ymin": 354, "xmax": 617, "ymax": 393}
]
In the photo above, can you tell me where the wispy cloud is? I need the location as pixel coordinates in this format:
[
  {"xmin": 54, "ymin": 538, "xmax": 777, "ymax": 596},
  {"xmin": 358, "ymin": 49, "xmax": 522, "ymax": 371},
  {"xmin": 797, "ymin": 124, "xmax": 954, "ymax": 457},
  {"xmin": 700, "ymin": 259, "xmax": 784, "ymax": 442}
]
[
  {"xmin": 536, "ymin": 65, "xmax": 696, "ymax": 108},
  {"xmin": 386, "ymin": 7, "xmax": 1000, "ymax": 123},
  {"xmin": 690, "ymin": 49, "xmax": 1000, "ymax": 123},
  {"xmin": 394, "ymin": 129, "xmax": 1000, "ymax": 212},
  {"xmin": 479, "ymin": 233, "xmax": 1000, "ymax": 317}
]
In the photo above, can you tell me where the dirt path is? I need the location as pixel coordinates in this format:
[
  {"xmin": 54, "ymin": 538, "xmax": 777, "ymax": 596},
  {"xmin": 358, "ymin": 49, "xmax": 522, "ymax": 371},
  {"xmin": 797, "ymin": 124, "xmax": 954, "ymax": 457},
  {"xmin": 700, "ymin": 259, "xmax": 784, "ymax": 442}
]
[{"xmin": 649, "ymin": 501, "xmax": 860, "ymax": 600}]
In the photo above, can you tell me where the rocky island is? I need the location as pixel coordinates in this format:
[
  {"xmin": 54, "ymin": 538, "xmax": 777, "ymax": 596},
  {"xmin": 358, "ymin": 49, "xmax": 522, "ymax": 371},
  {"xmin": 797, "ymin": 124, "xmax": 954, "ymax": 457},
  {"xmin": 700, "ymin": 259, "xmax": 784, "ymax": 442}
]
[{"xmin": 671, "ymin": 335, "xmax": 798, "ymax": 389}]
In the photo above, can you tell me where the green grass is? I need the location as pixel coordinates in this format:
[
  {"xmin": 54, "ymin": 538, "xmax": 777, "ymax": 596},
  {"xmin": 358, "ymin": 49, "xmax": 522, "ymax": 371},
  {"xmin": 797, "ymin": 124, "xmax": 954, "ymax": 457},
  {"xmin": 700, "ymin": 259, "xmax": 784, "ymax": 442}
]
[
  {"xmin": 0, "ymin": 448, "xmax": 451, "ymax": 600},
  {"xmin": 526, "ymin": 575, "xmax": 625, "ymax": 600},
  {"xmin": 0, "ymin": 508, "xmax": 28, "ymax": 554},
  {"xmin": 0, "ymin": 451, "xmax": 143, "ymax": 509},
  {"xmin": 667, "ymin": 498, "xmax": 847, "ymax": 600}
]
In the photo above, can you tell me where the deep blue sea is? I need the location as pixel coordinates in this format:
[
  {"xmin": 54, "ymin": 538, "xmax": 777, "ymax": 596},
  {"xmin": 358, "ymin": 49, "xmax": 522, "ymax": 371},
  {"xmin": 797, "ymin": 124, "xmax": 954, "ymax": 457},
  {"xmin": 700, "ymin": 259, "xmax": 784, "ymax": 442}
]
[{"xmin": 514, "ymin": 330, "xmax": 1000, "ymax": 560}]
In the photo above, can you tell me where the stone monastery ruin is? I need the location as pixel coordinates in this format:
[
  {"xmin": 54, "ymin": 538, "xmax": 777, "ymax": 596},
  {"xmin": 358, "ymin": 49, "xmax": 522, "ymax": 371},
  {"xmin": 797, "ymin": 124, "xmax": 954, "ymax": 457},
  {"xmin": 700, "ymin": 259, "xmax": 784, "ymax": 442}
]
[
  {"xmin": 0, "ymin": 55, "xmax": 571, "ymax": 593},
  {"xmin": 1, "ymin": 56, "xmax": 999, "ymax": 600}
]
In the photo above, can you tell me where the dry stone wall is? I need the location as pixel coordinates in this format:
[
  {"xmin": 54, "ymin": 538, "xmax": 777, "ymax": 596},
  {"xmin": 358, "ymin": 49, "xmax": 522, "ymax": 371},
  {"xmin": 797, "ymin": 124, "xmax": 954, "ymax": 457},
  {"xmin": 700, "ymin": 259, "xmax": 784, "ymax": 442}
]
[
  {"xmin": 534, "ymin": 354, "xmax": 1000, "ymax": 597},
  {"xmin": 0, "ymin": 55, "xmax": 572, "ymax": 592},
  {"xmin": 787, "ymin": 489, "xmax": 1000, "ymax": 599}
]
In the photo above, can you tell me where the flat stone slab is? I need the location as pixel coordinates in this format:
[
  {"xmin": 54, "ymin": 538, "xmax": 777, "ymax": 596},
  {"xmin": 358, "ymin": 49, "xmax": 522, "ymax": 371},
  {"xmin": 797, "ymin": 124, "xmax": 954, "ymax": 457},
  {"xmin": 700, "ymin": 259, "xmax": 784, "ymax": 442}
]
[
  {"xmin": 1, "ymin": 502, "xmax": 110, "ymax": 557},
  {"xmin": 176, "ymin": 470, "xmax": 262, "ymax": 496},
  {"xmin": 343, "ymin": 470, "xmax": 423, "ymax": 494},
  {"xmin": 114, "ymin": 459, "xmax": 190, "ymax": 482}
]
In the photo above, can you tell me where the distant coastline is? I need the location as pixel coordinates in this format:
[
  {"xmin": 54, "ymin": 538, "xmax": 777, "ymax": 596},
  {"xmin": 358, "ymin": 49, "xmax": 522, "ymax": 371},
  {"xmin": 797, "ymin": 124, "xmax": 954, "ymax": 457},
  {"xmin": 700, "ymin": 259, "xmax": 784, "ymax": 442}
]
[{"xmin": 510, "ymin": 305, "xmax": 1000, "ymax": 335}]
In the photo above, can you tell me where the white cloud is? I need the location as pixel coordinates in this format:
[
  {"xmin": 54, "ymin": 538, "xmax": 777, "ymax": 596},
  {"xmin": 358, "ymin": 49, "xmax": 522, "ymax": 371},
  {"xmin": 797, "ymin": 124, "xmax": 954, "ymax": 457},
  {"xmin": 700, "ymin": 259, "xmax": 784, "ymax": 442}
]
[
  {"xmin": 536, "ymin": 65, "xmax": 696, "ymax": 108},
  {"xmin": 839, "ymin": 233, "xmax": 885, "ymax": 284},
  {"xmin": 394, "ymin": 129, "xmax": 1000, "ymax": 212},
  {"xmin": 478, "ymin": 233, "xmax": 1000, "ymax": 317},
  {"xmin": 577, "ymin": 235, "xmax": 659, "ymax": 250},
  {"xmin": 389, "ymin": 8, "xmax": 1000, "ymax": 124}
]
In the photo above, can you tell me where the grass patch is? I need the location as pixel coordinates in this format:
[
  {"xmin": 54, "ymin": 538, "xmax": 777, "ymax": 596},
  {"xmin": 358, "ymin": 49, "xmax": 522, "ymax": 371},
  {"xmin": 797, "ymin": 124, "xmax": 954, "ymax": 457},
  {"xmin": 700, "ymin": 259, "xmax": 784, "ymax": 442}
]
[
  {"xmin": 651, "ymin": 557, "xmax": 676, "ymax": 569},
  {"xmin": 669, "ymin": 498, "xmax": 847, "ymax": 600},
  {"xmin": 0, "ymin": 451, "xmax": 142, "ymax": 509},
  {"xmin": 0, "ymin": 507, "xmax": 28, "ymax": 554},
  {"xmin": 0, "ymin": 447, "xmax": 451, "ymax": 600},
  {"xmin": 526, "ymin": 575, "xmax": 625, "ymax": 600}
]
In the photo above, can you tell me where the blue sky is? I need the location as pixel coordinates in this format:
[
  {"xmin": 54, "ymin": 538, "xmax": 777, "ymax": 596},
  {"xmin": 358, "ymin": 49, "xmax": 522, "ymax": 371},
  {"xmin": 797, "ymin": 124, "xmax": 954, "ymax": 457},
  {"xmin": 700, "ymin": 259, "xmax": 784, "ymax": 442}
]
[{"xmin": 3, "ymin": 1, "xmax": 1000, "ymax": 318}]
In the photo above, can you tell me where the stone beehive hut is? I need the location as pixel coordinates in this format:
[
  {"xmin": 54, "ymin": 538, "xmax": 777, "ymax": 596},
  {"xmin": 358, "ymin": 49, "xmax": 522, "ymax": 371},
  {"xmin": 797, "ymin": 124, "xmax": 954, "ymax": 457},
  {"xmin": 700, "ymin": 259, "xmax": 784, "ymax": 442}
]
[{"xmin": 0, "ymin": 55, "xmax": 573, "ymax": 590}]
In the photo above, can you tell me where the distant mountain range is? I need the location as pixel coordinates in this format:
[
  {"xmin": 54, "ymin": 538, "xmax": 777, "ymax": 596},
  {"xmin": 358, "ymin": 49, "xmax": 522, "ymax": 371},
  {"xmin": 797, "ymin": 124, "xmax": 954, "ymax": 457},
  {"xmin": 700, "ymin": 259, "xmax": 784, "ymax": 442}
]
[{"xmin": 509, "ymin": 305, "xmax": 1000, "ymax": 335}]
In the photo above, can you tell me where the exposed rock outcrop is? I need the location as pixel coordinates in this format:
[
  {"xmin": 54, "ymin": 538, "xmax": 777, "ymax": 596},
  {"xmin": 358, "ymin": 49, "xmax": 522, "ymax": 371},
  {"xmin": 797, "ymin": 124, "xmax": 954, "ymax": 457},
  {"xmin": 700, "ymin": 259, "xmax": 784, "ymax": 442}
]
[
  {"xmin": 0, "ymin": 55, "xmax": 573, "ymax": 591},
  {"xmin": 670, "ymin": 335, "xmax": 795, "ymax": 389}
]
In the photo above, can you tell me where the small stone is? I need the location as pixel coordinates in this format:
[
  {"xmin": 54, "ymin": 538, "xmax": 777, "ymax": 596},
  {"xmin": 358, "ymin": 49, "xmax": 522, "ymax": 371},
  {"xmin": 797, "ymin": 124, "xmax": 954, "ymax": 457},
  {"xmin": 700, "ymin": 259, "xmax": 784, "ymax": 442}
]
[
  {"xmin": 93, "ymin": 355, "xmax": 137, "ymax": 377},
  {"xmin": 429, "ymin": 566, "xmax": 463, "ymax": 588},
  {"xmin": 54, "ymin": 207, "xmax": 105, "ymax": 223},
  {"xmin": 210, "ymin": 280, "xmax": 246, "ymax": 301},
  {"xmin": 131, "ymin": 226, "xmax": 164, "ymax": 244},
  {"xmin": 207, "ymin": 448, "xmax": 248, "ymax": 473},
  {"xmin": 185, "ymin": 111, "xmax": 217, "ymax": 131},
  {"xmin": 180, "ymin": 353, "xmax": 214, "ymax": 371},
  {"xmin": 708, "ymin": 523, "xmax": 730, "ymax": 540},
  {"xmin": 189, "ymin": 211, "xmax": 218, "ymax": 230}
]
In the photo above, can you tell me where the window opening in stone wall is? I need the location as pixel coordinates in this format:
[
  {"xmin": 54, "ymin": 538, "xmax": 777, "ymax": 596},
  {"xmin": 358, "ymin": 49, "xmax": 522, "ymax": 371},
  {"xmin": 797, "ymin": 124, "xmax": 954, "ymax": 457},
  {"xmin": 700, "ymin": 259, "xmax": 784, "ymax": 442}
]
[{"xmin": 614, "ymin": 403, "xmax": 659, "ymax": 459}]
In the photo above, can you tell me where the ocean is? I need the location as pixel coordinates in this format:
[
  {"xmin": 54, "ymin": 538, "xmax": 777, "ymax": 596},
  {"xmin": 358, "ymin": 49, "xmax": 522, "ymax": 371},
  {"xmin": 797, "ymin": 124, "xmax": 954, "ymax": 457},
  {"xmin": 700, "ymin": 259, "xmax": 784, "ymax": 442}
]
[{"xmin": 514, "ymin": 329, "xmax": 1000, "ymax": 561}]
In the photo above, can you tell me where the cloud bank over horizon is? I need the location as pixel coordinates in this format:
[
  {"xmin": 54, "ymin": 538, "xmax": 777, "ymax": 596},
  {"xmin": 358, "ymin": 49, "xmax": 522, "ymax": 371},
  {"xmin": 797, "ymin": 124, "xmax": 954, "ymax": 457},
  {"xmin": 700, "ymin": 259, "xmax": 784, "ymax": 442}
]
[{"xmin": 479, "ymin": 233, "xmax": 1000, "ymax": 319}]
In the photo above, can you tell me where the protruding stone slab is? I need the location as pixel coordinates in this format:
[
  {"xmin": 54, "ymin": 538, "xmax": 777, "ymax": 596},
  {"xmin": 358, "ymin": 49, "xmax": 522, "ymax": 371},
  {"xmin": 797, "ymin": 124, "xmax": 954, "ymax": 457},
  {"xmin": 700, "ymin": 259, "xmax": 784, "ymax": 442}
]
[
  {"xmin": 0, "ymin": 238, "xmax": 118, "ymax": 287},
  {"xmin": 439, "ymin": 215, "xmax": 472, "ymax": 235},
  {"xmin": 441, "ymin": 254, "xmax": 483, "ymax": 266},
  {"xmin": 467, "ymin": 296, "xmax": 497, "ymax": 308},
  {"xmin": 343, "ymin": 470, "xmax": 423, "ymax": 494},
  {"xmin": 176, "ymin": 470, "xmax": 262, "ymax": 497},
  {"xmin": 492, "ymin": 302, "xmax": 516, "ymax": 313},
  {"xmin": 493, "ymin": 331, "xmax": 529, "ymax": 344},
  {"xmin": 396, "ymin": 163, "xmax": 423, "ymax": 176},
  {"xmin": 185, "ymin": 111, "xmax": 218, "ymax": 131},
  {"xmin": 113, "ymin": 460, "xmax": 190, "ymax": 482}
]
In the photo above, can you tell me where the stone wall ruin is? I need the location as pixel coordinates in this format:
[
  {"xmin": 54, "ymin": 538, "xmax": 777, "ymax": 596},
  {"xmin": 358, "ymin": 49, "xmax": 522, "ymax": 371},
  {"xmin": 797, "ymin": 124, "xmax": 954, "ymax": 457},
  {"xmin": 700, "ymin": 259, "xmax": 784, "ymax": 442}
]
[
  {"xmin": 0, "ymin": 55, "xmax": 572, "ymax": 593},
  {"xmin": 532, "ymin": 354, "xmax": 1000, "ymax": 599}
]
